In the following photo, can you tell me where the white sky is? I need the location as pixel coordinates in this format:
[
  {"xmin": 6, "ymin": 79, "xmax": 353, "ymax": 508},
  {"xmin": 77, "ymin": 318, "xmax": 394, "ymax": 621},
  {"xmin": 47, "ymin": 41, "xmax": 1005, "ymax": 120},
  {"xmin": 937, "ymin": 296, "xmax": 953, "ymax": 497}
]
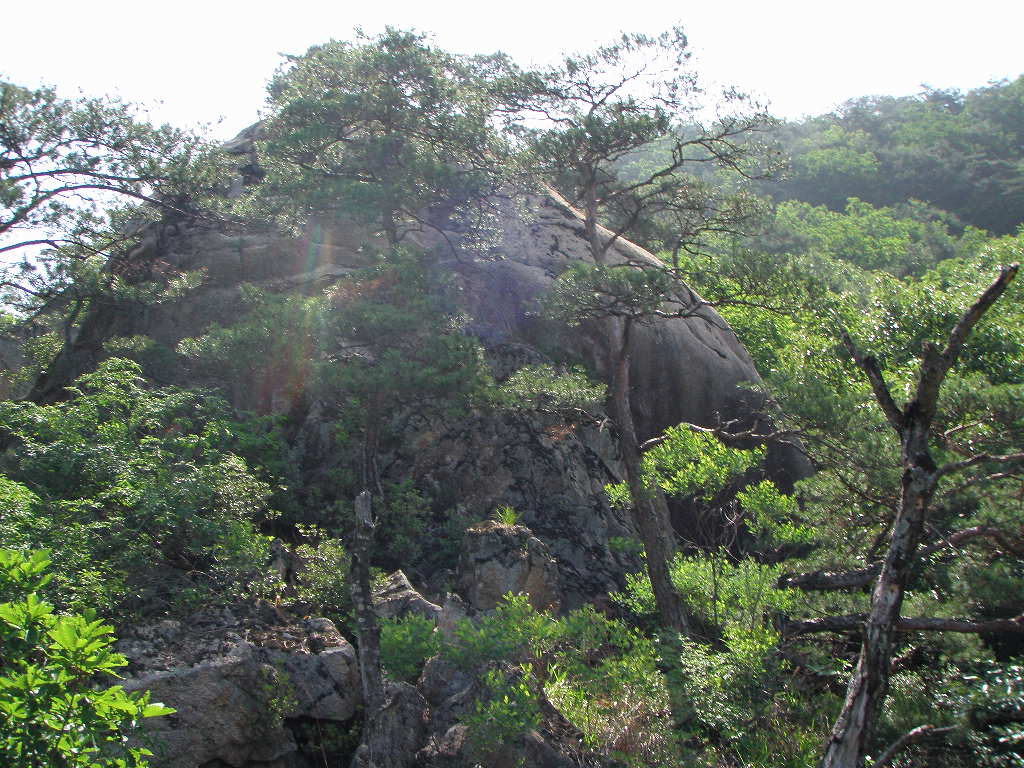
[{"xmin": 2, "ymin": 0, "xmax": 1022, "ymax": 140}]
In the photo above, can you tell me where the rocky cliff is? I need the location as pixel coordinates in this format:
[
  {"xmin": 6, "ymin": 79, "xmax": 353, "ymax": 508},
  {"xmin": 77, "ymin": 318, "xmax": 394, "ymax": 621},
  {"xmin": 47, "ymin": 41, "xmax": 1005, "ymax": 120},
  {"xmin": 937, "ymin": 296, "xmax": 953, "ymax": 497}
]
[{"xmin": 27, "ymin": 130, "xmax": 808, "ymax": 767}]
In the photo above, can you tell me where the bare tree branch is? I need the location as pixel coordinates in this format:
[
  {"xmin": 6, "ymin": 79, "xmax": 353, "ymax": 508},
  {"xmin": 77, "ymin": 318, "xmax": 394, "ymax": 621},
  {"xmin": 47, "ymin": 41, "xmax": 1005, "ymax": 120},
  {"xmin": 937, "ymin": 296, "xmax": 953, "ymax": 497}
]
[
  {"xmin": 783, "ymin": 612, "xmax": 1024, "ymax": 637},
  {"xmin": 840, "ymin": 329, "xmax": 904, "ymax": 432},
  {"xmin": 780, "ymin": 525, "xmax": 1023, "ymax": 591},
  {"xmin": 873, "ymin": 724, "xmax": 958, "ymax": 768},
  {"xmin": 938, "ymin": 451, "xmax": 1024, "ymax": 479},
  {"xmin": 915, "ymin": 263, "xmax": 1019, "ymax": 422}
]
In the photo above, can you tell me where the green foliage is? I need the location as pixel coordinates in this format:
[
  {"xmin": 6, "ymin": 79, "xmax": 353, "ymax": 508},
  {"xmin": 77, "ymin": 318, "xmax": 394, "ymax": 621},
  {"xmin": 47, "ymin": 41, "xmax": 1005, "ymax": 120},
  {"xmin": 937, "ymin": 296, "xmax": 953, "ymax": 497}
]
[
  {"xmin": 495, "ymin": 364, "xmax": 606, "ymax": 416},
  {"xmin": 736, "ymin": 480, "xmax": 813, "ymax": 548},
  {"xmin": 0, "ymin": 549, "xmax": 173, "ymax": 767},
  {"xmin": 177, "ymin": 287, "xmax": 326, "ymax": 411},
  {"xmin": 253, "ymin": 661, "xmax": 299, "ymax": 730},
  {"xmin": 292, "ymin": 535, "xmax": 351, "ymax": 625},
  {"xmin": 614, "ymin": 553, "xmax": 798, "ymax": 632},
  {"xmin": 520, "ymin": 27, "xmax": 772, "ymax": 262},
  {"xmin": 492, "ymin": 505, "xmax": 521, "ymax": 526},
  {"xmin": 245, "ymin": 27, "xmax": 507, "ymax": 241},
  {"xmin": 367, "ymin": 481, "xmax": 432, "ymax": 571},
  {"xmin": 0, "ymin": 80, "xmax": 221, "ymax": 259},
  {"xmin": 320, "ymin": 250, "xmax": 493, "ymax": 419},
  {"xmin": 545, "ymin": 606, "xmax": 676, "ymax": 765},
  {"xmin": 0, "ymin": 359, "xmax": 272, "ymax": 614},
  {"xmin": 773, "ymin": 197, "xmax": 983, "ymax": 277},
  {"xmin": 672, "ymin": 633, "xmax": 828, "ymax": 767},
  {"xmin": 4, "ymin": 30, "xmax": 1023, "ymax": 768},
  {"xmin": 607, "ymin": 425, "xmax": 809, "ymax": 551},
  {"xmin": 101, "ymin": 336, "xmax": 180, "ymax": 383},
  {"xmin": 957, "ymin": 663, "xmax": 1024, "ymax": 767},
  {"xmin": 543, "ymin": 262, "xmax": 677, "ymax": 326},
  {"xmin": 462, "ymin": 667, "xmax": 542, "ymax": 763},
  {"xmin": 0, "ymin": 80, "xmax": 229, "ymax": 361},
  {"xmin": 612, "ymin": 553, "xmax": 825, "ymax": 765},
  {"xmin": 443, "ymin": 594, "xmax": 559, "ymax": 671},
  {"xmin": 380, "ymin": 614, "xmax": 440, "ymax": 683},
  {"xmin": 443, "ymin": 596, "xmax": 674, "ymax": 766},
  {"xmin": 641, "ymin": 426, "xmax": 764, "ymax": 500},
  {"xmin": 770, "ymin": 77, "xmax": 1024, "ymax": 234},
  {"xmin": 179, "ymin": 249, "xmax": 493, "ymax": 570}
]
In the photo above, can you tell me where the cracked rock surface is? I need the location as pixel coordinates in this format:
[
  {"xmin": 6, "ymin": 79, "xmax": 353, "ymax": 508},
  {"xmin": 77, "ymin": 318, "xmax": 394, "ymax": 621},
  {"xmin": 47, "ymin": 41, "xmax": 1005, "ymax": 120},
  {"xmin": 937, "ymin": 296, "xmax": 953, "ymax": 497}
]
[{"xmin": 118, "ymin": 609, "xmax": 359, "ymax": 768}]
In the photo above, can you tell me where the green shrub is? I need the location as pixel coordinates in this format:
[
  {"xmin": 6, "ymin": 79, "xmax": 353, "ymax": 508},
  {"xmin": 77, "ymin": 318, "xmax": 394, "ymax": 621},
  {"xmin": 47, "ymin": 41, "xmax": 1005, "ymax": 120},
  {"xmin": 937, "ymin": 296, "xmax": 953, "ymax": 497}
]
[
  {"xmin": 492, "ymin": 505, "xmax": 520, "ymax": 526},
  {"xmin": 443, "ymin": 594, "xmax": 559, "ymax": 671},
  {"xmin": 0, "ymin": 549, "xmax": 173, "ymax": 767},
  {"xmin": 293, "ymin": 535, "xmax": 351, "ymax": 623},
  {"xmin": 462, "ymin": 667, "xmax": 542, "ymax": 763},
  {"xmin": 545, "ymin": 606, "xmax": 677, "ymax": 766},
  {"xmin": 440, "ymin": 596, "xmax": 677, "ymax": 766},
  {"xmin": 495, "ymin": 364, "xmax": 606, "ymax": 415},
  {"xmin": 0, "ymin": 359, "xmax": 273, "ymax": 615},
  {"xmin": 380, "ymin": 614, "xmax": 440, "ymax": 683}
]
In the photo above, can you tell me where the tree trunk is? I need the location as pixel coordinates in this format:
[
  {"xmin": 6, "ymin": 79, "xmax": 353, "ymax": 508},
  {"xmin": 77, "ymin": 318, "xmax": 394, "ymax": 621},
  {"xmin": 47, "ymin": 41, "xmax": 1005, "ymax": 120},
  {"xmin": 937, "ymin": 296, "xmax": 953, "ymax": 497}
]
[
  {"xmin": 819, "ymin": 422, "xmax": 937, "ymax": 768},
  {"xmin": 607, "ymin": 317, "xmax": 690, "ymax": 636},
  {"xmin": 583, "ymin": 200, "xmax": 688, "ymax": 636},
  {"xmin": 350, "ymin": 491, "xmax": 384, "ymax": 726}
]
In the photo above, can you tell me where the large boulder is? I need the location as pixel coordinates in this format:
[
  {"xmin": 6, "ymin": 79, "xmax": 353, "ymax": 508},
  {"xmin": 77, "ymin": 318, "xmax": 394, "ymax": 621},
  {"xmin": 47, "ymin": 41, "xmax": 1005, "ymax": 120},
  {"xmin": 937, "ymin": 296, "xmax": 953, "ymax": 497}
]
[
  {"xmin": 374, "ymin": 570, "xmax": 442, "ymax": 620},
  {"xmin": 456, "ymin": 188, "xmax": 764, "ymax": 441},
  {"xmin": 118, "ymin": 609, "xmax": 360, "ymax": 768},
  {"xmin": 397, "ymin": 407, "xmax": 638, "ymax": 610},
  {"xmin": 29, "ymin": 146, "xmax": 771, "ymax": 444},
  {"xmin": 457, "ymin": 521, "xmax": 561, "ymax": 613}
]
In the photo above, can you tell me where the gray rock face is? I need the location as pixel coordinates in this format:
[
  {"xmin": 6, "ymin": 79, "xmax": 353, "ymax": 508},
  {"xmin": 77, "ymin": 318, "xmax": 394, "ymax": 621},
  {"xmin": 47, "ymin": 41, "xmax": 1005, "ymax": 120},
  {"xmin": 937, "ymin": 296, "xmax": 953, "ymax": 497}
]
[
  {"xmin": 374, "ymin": 570, "xmax": 442, "ymax": 620},
  {"xmin": 457, "ymin": 521, "xmax": 561, "ymax": 613},
  {"xmin": 456, "ymin": 189, "xmax": 763, "ymax": 441},
  {"xmin": 118, "ymin": 612, "xmax": 359, "ymax": 768},
  {"xmin": 31, "ymin": 176, "xmax": 768, "ymax": 441},
  {"xmin": 351, "ymin": 682, "xmax": 428, "ymax": 768},
  {"xmin": 396, "ymin": 407, "xmax": 638, "ymax": 610}
]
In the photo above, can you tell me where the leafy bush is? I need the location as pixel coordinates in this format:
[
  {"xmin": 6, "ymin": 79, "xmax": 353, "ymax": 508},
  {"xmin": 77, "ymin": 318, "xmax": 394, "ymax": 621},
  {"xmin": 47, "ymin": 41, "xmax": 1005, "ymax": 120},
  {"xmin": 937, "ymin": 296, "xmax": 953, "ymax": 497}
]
[
  {"xmin": 0, "ymin": 359, "xmax": 272, "ymax": 614},
  {"xmin": 613, "ymin": 552, "xmax": 798, "ymax": 630},
  {"xmin": 438, "ymin": 596, "xmax": 676, "ymax": 765},
  {"xmin": 177, "ymin": 287, "xmax": 327, "ymax": 412},
  {"xmin": 0, "ymin": 549, "xmax": 173, "ymax": 767},
  {"xmin": 609, "ymin": 552, "xmax": 829, "ymax": 765},
  {"xmin": 546, "ymin": 606, "xmax": 677, "ymax": 766},
  {"xmin": 292, "ymin": 535, "xmax": 351, "ymax": 623},
  {"xmin": 462, "ymin": 667, "xmax": 542, "ymax": 763},
  {"xmin": 443, "ymin": 594, "xmax": 559, "ymax": 671},
  {"xmin": 492, "ymin": 505, "xmax": 520, "ymax": 526},
  {"xmin": 496, "ymin": 365, "xmax": 606, "ymax": 415},
  {"xmin": 380, "ymin": 614, "xmax": 440, "ymax": 683},
  {"xmin": 942, "ymin": 662, "xmax": 1024, "ymax": 767}
]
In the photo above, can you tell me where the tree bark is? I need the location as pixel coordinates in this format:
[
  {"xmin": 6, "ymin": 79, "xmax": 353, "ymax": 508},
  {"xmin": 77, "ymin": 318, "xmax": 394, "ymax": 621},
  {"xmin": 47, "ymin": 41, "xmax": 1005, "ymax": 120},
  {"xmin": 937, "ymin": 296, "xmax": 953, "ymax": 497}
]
[
  {"xmin": 350, "ymin": 491, "xmax": 384, "ymax": 727},
  {"xmin": 820, "ymin": 428, "xmax": 938, "ymax": 768}
]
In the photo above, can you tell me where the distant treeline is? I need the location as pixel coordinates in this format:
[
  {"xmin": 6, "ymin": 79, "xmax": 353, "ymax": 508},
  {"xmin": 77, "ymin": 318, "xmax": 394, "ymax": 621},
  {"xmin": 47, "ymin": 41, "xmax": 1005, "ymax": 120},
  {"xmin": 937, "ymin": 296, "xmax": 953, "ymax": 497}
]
[{"xmin": 765, "ymin": 76, "xmax": 1024, "ymax": 234}]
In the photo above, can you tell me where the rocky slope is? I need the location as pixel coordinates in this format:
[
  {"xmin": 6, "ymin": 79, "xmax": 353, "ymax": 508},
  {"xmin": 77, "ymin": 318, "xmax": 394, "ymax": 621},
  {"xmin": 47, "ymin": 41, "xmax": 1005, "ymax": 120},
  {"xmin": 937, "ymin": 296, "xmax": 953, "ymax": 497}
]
[{"xmin": 29, "ymin": 131, "xmax": 808, "ymax": 767}]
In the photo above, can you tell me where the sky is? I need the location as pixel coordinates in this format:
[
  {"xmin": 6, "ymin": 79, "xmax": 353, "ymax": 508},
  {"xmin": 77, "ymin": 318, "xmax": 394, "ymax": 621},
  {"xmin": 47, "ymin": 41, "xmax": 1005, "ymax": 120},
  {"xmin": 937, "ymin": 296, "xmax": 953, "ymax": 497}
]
[{"xmin": 3, "ymin": 0, "xmax": 1022, "ymax": 140}]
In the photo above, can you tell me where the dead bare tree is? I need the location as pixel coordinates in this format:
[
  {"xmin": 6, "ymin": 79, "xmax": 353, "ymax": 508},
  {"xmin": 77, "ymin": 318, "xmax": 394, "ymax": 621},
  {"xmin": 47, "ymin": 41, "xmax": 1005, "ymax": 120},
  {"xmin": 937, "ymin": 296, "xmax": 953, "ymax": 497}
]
[{"xmin": 818, "ymin": 263, "xmax": 1020, "ymax": 768}]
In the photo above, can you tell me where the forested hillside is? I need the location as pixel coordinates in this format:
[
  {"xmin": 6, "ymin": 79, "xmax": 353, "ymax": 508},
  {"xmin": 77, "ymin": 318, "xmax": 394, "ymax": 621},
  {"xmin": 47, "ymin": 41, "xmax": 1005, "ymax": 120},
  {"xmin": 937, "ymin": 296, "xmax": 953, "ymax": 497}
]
[
  {"xmin": 1, "ymin": 29, "xmax": 1022, "ymax": 768},
  {"xmin": 766, "ymin": 78, "xmax": 1024, "ymax": 235}
]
